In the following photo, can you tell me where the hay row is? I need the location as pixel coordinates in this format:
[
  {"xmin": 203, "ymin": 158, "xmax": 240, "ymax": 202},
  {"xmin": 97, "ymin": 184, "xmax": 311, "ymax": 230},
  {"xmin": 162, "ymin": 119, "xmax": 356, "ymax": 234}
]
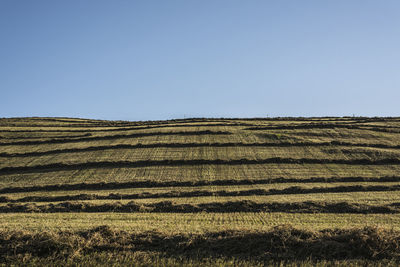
[
  {"xmin": 0, "ymin": 130, "xmax": 230, "ymax": 146},
  {"xmin": 1, "ymin": 176, "xmax": 399, "ymax": 194},
  {"xmin": 3, "ymin": 184, "xmax": 400, "ymax": 203},
  {"xmin": 2, "ymin": 158, "xmax": 400, "ymax": 175},
  {"xmin": 2, "ymin": 141, "xmax": 400, "ymax": 158},
  {"xmin": 1, "ymin": 200, "xmax": 400, "ymax": 214},
  {"xmin": 2, "ymin": 225, "xmax": 400, "ymax": 263}
]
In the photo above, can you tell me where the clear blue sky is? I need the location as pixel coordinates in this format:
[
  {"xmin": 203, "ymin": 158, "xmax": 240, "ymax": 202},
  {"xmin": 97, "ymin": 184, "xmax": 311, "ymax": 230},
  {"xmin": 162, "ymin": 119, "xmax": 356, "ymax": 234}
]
[{"xmin": 1, "ymin": 1, "xmax": 399, "ymax": 120}]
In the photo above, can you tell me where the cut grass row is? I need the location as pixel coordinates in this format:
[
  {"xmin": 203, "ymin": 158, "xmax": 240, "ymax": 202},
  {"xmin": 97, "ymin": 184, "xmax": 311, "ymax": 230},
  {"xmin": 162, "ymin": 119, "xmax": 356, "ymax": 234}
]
[
  {"xmin": 2, "ymin": 146, "xmax": 400, "ymax": 170},
  {"xmin": 247, "ymin": 123, "xmax": 400, "ymax": 133},
  {"xmin": 3, "ymin": 158, "xmax": 400, "ymax": 175},
  {"xmin": 0, "ymin": 132, "xmax": 92, "ymax": 139},
  {"xmin": 3, "ymin": 127, "xmax": 399, "ymax": 154},
  {"xmin": 0, "ymin": 122, "xmax": 250, "ymax": 134},
  {"xmin": 2, "ymin": 120, "xmax": 399, "ymax": 141},
  {"xmin": 2, "ymin": 199, "xmax": 400, "ymax": 213},
  {"xmin": 2, "ymin": 164, "xmax": 400, "ymax": 188},
  {"xmin": 275, "ymin": 128, "xmax": 400, "ymax": 145},
  {"xmin": 3, "ymin": 116, "xmax": 397, "ymax": 127},
  {"xmin": 2, "ymin": 212, "xmax": 400, "ymax": 232},
  {"xmin": 0, "ymin": 117, "xmax": 257, "ymax": 128},
  {"xmin": 3, "ymin": 183, "xmax": 400, "ymax": 203},
  {"xmin": 0, "ymin": 133, "xmax": 251, "ymax": 154},
  {"xmin": 0, "ymin": 130, "xmax": 231, "ymax": 146},
  {"xmin": 25, "ymin": 190, "xmax": 398, "ymax": 206},
  {"xmin": 0, "ymin": 116, "xmax": 373, "ymax": 125},
  {"xmin": 2, "ymin": 225, "xmax": 400, "ymax": 264},
  {"xmin": 2, "ymin": 142, "xmax": 400, "ymax": 158},
  {"xmin": 3, "ymin": 180, "xmax": 400, "ymax": 197}
]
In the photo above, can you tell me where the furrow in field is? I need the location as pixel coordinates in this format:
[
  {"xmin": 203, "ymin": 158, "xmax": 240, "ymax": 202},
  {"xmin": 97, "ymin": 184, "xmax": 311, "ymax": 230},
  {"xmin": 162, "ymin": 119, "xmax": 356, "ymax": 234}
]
[
  {"xmin": 1, "ymin": 200, "xmax": 400, "ymax": 213},
  {"xmin": 0, "ymin": 122, "xmax": 249, "ymax": 133},
  {"xmin": 0, "ymin": 133, "xmax": 92, "ymax": 140},
  {"xmin": 3, "ymin": 164, "xmax": 399, "ymax": 188},
  {"xmin": 3, "ymin": 184, "xmax": 400, "ymax": 203},
  {"xmin": 2, "ymin": 141, "xmax": 400, "ymax": 158},
  {"xmin": 0, "ymin": 134, "xmax": 249, "ymax": 154},
  {"xmin": 4, "ymin": 145, "xmax": 400, "ymax": 168},
  {"xmin": 247, "ymin": 123, "xmax": 400, "ymax": 133},
  {"xmin": 0, "ymin": 130, "xmax": 230, "ymax": 146},
  {"xmin": 1, "ymin": 176, "xmax": 400, "ymax": 194},
  {"xmin": 0, "ymin": 118, "xmax": 248, "ymax": 129},
  {"xmin": 2, "ymin": 158, "xmax": 400, "ymax": 175}
]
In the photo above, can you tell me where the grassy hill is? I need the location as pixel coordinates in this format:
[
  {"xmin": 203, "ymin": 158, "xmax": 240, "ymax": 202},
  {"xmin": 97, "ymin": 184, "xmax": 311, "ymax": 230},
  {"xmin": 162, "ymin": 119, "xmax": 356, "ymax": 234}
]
[{"xmin": 1, "ymin": 117, "xmax": 400, "ymax": 266}]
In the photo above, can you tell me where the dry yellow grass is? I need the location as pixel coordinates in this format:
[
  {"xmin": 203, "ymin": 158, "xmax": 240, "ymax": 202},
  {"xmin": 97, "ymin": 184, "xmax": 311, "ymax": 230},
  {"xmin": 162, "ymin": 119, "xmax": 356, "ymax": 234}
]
[{"xmin": 2, "ymin": 117, "xmax": 400, "ymax": 265}]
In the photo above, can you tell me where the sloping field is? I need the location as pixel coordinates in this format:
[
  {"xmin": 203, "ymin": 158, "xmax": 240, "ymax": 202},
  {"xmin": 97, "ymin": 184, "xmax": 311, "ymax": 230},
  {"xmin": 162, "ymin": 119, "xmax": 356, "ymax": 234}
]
[{"xmin": 1, "ymin": 117, "xmax": 400, "ymax": 266}]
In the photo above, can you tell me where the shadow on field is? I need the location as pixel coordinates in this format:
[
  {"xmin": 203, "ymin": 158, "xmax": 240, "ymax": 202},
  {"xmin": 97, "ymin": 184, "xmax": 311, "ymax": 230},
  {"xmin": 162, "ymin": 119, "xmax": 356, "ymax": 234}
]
[
  {"xmin": 1, "ymin": 176, "xmax": 400, "ymax": 194},
  {"xmin": 0, "ymin": 117, "xmax": 252, "ymax": 129},
  {"xmin": 0, "ymin": 133, "xmax": 92, "ymax": 140},
  {"xmin": 2, "ymin": 140, "xmax": 400, "ymax": 158},
  {"xmin": 2, "ymin": 158, "xmax": 400, "ymax": 175},
  {"xmin": 2, "ymin": 184, "xmax": 400, "ymax": 203},
  {"xmin": 0, "ymin": 122, "xmax": 252, "ymax": 133},
  {"xmin": 246, "ymin": 123, "xmax": 400, "ymax": 133},
  {"xmin": 1, "ymin": 225, "xmax": 400, "ymax": 263},
  {"xmin": 0, "ymin": 200, "xmax": 398, "ymax": 214},
  {"xmin": 0, "ymin": 130, "xmax": 231, "ymax": 146}
]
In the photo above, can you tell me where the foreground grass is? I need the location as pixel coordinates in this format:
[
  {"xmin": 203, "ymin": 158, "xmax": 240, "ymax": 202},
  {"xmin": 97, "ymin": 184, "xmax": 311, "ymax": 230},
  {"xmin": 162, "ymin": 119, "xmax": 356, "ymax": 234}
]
[
  {"xmin": 14, "ymin": 254, "xmax": 400, "ymax": 267},
  {"xmin": 2, "ymin": 225, "xmax": 400, "ymax": 266},
  {"xmin": 1, "ymin": 213, "xmax": 400, "ymax": 233}
]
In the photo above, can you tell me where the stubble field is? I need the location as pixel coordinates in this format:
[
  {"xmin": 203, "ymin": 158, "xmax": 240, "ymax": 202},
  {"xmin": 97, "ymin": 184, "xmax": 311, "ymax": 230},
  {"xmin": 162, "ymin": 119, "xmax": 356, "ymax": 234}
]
[{"xmin": 1, "ymin": 117, "xmax": 400, "ymax": 266}]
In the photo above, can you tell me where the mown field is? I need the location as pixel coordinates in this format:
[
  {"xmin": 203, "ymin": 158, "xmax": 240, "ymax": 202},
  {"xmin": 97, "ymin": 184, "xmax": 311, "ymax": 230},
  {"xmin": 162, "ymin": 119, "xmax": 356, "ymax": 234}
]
[{"xmin": 1, "ymin": 117, "xmax": 400, "ymax": 266}]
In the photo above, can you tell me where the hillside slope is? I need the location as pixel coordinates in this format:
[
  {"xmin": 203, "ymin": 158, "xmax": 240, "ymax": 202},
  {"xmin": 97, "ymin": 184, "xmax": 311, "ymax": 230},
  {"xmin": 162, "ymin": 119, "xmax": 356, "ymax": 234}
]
[{"xmin": 1, "ymin": 117, "xmax": 400, "ymax": 265}]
